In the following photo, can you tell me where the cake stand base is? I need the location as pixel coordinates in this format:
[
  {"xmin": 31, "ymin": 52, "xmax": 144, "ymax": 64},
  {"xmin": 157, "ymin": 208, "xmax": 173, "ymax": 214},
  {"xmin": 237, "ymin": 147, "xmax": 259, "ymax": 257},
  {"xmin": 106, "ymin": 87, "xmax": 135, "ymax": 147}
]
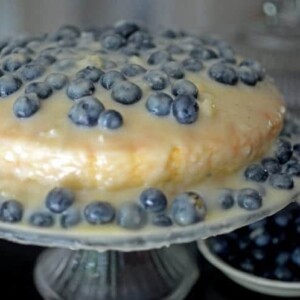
[{"xmin": 34, "ymin": 243, "xmax": 199, "ymax": 300}]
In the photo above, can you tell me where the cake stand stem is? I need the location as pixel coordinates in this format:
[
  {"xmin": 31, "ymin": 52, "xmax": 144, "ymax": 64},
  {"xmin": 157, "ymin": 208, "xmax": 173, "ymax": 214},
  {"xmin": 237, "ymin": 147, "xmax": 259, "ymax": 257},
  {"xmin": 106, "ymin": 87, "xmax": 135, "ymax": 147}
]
[{"xmin": 34, "ymin": 243, "xmax": 199, "ymax": 300}]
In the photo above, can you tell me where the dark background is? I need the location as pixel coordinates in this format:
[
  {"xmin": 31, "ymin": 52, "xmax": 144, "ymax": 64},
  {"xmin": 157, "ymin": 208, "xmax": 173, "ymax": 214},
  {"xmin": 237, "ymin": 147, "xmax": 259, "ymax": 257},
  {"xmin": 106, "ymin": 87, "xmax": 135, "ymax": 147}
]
[{"xmin": 0, "ymin": 239, "xmax": 287, "ymax": 300}]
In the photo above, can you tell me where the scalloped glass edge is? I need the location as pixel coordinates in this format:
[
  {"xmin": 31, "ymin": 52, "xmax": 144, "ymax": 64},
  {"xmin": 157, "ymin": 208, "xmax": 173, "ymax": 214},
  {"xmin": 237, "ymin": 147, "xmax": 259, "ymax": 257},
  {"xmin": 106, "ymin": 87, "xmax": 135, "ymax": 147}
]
[{"xmin": 0, "ymin": 194, "xmax": 295, "ymax": 252}]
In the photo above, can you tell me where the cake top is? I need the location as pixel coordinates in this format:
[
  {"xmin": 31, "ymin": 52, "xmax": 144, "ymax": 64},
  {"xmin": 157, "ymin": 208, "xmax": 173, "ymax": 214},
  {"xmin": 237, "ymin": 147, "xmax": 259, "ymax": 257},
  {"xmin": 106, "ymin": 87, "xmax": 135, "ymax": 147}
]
[{"xmin": 0, "ymin": 21, "xmax": 273, "ymax": 126}]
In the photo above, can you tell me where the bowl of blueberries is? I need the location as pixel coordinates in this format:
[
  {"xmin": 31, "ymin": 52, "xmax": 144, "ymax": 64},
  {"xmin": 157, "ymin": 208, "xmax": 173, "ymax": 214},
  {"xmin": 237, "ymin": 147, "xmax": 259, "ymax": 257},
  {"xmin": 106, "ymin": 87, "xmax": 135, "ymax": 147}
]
[{"xmin": 198, "ymin": 202, "xmax": 300, "ymax": 297}]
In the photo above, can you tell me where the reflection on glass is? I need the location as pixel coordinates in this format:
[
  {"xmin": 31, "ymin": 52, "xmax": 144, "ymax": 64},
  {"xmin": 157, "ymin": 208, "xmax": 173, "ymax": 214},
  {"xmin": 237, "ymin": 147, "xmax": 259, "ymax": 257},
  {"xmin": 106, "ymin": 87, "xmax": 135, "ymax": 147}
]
[{"xmin": 232, "ymin": 0, "xmax": 300, "ymax": 112}]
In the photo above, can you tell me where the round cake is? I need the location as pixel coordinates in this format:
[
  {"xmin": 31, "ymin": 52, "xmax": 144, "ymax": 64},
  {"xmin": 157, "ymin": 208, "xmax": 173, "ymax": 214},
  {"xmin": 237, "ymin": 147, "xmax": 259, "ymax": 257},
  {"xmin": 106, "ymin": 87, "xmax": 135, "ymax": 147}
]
[{"xmin": 0, "ymin": 21, "xmax": 296, "ymax": 249}]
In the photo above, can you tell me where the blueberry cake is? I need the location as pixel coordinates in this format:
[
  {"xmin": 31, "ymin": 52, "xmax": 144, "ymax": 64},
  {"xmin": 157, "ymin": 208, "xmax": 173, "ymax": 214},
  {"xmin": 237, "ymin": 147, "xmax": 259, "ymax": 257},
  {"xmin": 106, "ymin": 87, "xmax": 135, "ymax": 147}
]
[{"xmin": 0, "ymin": 21, "xmax": 297, "ymax": 246}]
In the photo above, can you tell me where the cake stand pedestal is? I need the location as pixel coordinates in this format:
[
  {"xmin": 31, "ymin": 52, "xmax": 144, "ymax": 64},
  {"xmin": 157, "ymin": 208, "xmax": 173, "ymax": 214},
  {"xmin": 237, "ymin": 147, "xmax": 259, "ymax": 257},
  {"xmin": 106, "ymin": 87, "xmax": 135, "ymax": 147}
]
[{"xmin": 34, "ymin": 244, "xmax": 199, "ymax": 300}]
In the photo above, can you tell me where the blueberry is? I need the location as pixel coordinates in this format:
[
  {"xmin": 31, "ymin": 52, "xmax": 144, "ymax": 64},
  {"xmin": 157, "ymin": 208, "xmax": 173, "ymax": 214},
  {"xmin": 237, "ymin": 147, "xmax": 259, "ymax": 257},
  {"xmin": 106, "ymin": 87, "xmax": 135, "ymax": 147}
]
[
  {"xmin": 209, "ymin": 62, "xmax": 238, "ymax": 85},
  {"xmin": 45, "ymin": 73, "xmax": 68, "ymax": 90},
  {"xmin": 208, "ymin": 237, "xmax": 229, "ymax": 256},
  {"xmin": 111, "ymin": 81, "xmax": 142, "ymax": 105},
  {"xmin": 45, "ymin": 187, "xmax": 75, "ymax": 214},
  {"xmin": 116, "ymin": 203, "xmax": 146, "ymax": 230},
  {"xmin": 76, "ymin": 66, "xmax": 104, "ymax": 82},
  {"xmin": 284, "ymin": 161, "xmax": 300, "ymax": 176},
  {"xmin": 2, "ymin": 53, "xmax": 31, "ymax": 72},
  {"xmin": 120, "ymin": 45, "xmax": 140, "ymax": 56},
  {"xmin": 208, "ymin": 236, "xmax": 230, "ymax": 257},
  {"xmin": 292, "ymin": 247, "xmax": 300, "ymax": 267},
  {"xmin": 0, "ymin": 200, "xmax": 23, "ymax": 223},
  {"xmin": 239, "ymin": 59, "xmax": 265, "ymax": 81},
  {"xmin": 166, "ymin": 45, "xmax": 184, "ymax": 55},
  {"xmin": 13, "ymin": 93, "xmax": 40, "ymax": 118},
  {"xmin": 254, "ymin": 232, "xmax": 271, "ymax": 247},
  {"xmin": 172, "ymin": 79, "xmax": 198, "ymax": 98},
  {"xmin": 274, "ymin": 266, "xmax": 293, "ymax": 281},
  {"xmin": 139, "ymin": 188, "xmax": 167, "ymax": 213},
  {"xmin": 171, "ymin": 191, "xmax": 206, "ymax": 226},
  {"xmin": 144, "ymin": 70, "xmax": 169, "ymax": 91},
  {"xmin": 276, "ymin": 139, "xmax": 293, "ymax": 164},
  {"xmin": 269, "ymin": 173, "xmax": 294, "ymax": 189},
  {"xmin": 69, "ymin": 96, "xmax": 105, "ymax": 127},
  {"xmin": 293, "ymin": 144, "xmax": 300, "ymax": 156},
  {"xmin": 276, "ymin": 252, "xmax": 290, "ymax": 265},
  {"xmin": 121, "ymin": 64, "xmax": 146, "ymax": 77},
  {"xmin": 84, "ymin": 202, "xmax": 115, "ymax": 225},
  {"xmin": 274, "ymin": 211, "xmax": 293, "ymax": 227},
  {"xmin": 102, "ymin": 34, "xmax": 124, "ymax": 50},
  {"xmin": 100, "ymin": 70, "xmax": 125, "ymax": 89},
  {"xmin": 218, "ymin": 47, "xmax": 236, "ymax": 64},
  {"xmin": 280, "ymin": 120, "xmax": 300, "ymax": 137},
  {"xmin": 261, "ymin": 157, "xmax": 281, "ymax": 174},
  {"xmin": 161, "ymin": 29, "xmax": 177, "ymax": 39},
  {"xmin": 289, "ymin": 157, "xmax": 299, "ymax": 165},
  {"xmin": 114, "ymin": 20, "xmax": 139, "ymax": 38},
  {"xmin": 180, "ymin": 36, "xmax": 203, "ymax": 50},
  {"xmin": 238, "ymin": 237, "xmax": 250, "ymax": 250},
  {"xmin": 252, "ymin": 249, "xmax": 266, "ymax": 261},
  {"xmin": 237, "ymin": 188, "xmax": 262, "ymax": 211},
  {"xmin": 66, "ymin": 78, "xmax": 95, "ymax": 100},
  {"xmin": 218, "ymin": 189, "xmax": 234, "ymax": 209},
  {"xmin": 82, "ymin": 27, "xmax": 101, "ymax": 39},
  {"xmin": 1, "ymin": 45, "xmax": 32, "ymax": 57},
  {"xmin": 60, "ymin": 210, "xmax": 81, "ymax": 228},
  {"xmin": 128, "ymin": 31, "xmax": 155, "ymax": 49},
  {"xmin": 53, "ymin": 25, "xmax": 81, "ymax": 40},
  {"xmin": 182, "ymin": 57, "xmax": 204, "ymax": 72},
  {"xmin": 152, "ymin": 214, "xmax": 173, "ymax": 227},
  {"xmin": 190, "ymin": 47, "xmax": 218, "ymax": 60},
  {"xmin": 244, "ymin": 164, "xmax": 268, "ymax": 182},
  {"xmin": 34, "ymin": 54, "xmax": 56, "ymax": 66},
  {"xmin": 146, "ymin": 92, "xmax": 173, "ymax": 116},
  {"xmin": 19, "ymin": 63, "xmax": 45, "ymax": 81},
  {"xmin": 161, "ymin": 61, "xmax": 184, "ymax": 79},
  {"xmin": 25, "ymin": 82, "xmax": 52, "ymax": 99},
  {"xmin": 29, "ymin": 212, "xmax": 54, "ymax": 227},
  {"xmin": 98, "ymin": 109, "xmax": 123, "ymax": 130},
  {"xmin": 201, "ymin": 35, "xmax": 222, "ymax": 46},
  {"xmin": 239, "ymin": 66, "xmax": 259, "ymax": 86},
  {"xmin": 172, "ymin": 94, "xmax": 199, "ymax": 124},
  {"xmin": 272, "ymin": 232, "xmax": 287, "ymax": 246},
  {"xmin": 0, "ymin": 75, "xmax": 22, "ymax": 97},
  {"xmin": 240, "ymin": 259, "xmax": 255, "ymax": 273},
  {"xmin": 147, "ymin": 50, "xmax": 171, "ymax": 65},
  {"xmin": 295, "ymin": 214, "xmax": 300, "ymax": 231},
  {"xmin": 1, "ymin": 45, "xmax": 13, "ymax": 57}
]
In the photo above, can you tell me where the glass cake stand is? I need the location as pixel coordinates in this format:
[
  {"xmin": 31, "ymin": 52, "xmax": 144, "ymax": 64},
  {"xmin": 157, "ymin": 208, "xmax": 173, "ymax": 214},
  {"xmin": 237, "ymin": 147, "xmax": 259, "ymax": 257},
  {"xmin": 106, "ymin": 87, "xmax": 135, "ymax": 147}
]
[
  {"xmin": 0, "ymin": 186, "xmax": 296, "ymax": 300},
  {"xmin": 3, "ymin": 10, "xmax": 300, "ymax": 295}
]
